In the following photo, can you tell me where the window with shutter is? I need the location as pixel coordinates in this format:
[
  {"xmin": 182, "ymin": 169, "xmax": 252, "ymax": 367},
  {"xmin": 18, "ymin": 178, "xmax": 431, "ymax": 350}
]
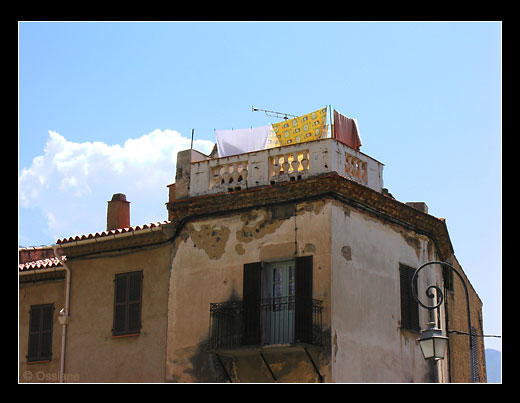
[
  {"xmin": 113, "ymin": 271, "xmax": 143, "ymax": 336},
  {"xmin": 27, "ymin": 304, "xmax": 54, "ymax": 362},
  {"xmin": 242, "ymin": 256, "xmax": 314, "ymax": 346},
  {"xmin": 399, "ymin": 264, "xmax": 420, "ymax": 332}
]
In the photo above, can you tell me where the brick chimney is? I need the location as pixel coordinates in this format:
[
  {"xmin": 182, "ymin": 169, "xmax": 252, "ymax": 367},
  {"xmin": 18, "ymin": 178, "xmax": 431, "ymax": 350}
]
[{"xmin": 107, "ymin": 193, "xmax": 130, "ymax": 230}]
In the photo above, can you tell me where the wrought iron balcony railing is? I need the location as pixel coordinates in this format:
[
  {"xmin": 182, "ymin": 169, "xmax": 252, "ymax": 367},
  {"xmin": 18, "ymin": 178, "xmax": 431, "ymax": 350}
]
[{"xmin": 209, "ymin": 297, "xmax": 323, "ymax": 350}]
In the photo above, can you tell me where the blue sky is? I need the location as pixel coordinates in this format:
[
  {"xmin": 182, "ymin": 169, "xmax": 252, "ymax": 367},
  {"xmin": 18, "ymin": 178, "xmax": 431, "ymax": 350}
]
[{"xmin": 18, "ymin": 21, "xmax": 501, "ymax": 351}]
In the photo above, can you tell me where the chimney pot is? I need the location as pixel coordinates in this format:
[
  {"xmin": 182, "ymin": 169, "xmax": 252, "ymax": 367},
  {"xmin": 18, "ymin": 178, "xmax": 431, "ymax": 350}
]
[
  {"xmin": 111, "ymin": 193, "xmax": 127, "ymax": 202},
  {"xmin": 107, "ymin": 193, "xmax": 130, "ymax": 230}
]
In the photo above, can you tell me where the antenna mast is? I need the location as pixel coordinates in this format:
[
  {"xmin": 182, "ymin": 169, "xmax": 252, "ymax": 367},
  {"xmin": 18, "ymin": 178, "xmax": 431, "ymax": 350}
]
[{"xmin": 252, "ymin": 106, "xmax": 297, "ymax": 120}]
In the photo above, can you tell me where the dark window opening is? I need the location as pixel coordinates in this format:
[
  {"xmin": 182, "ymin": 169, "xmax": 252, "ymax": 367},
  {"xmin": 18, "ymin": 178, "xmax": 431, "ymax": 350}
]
[
  {"xmin": 399, "ymin": 264, "xmax": 420, "ymax": 332},
  {"xmin": 113, "ymin": 271, "xmax": 143, "ymax": 336},
  {"xmin": 27, "ymin": 304, "xmax": 54, "ymax": 362},
  {"xmin": 270, "ymin": 203, "xmax": 295, "ymax": 220}
]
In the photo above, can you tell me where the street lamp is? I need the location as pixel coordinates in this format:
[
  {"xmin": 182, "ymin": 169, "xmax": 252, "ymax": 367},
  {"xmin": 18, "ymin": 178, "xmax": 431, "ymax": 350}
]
[
  {"xmin": 417, "ymin": 321, "xmax": 449, "ymax": 361},
  {"xmin": 412, "ymin": 261, "xmax": 475, "ymax": 382}
]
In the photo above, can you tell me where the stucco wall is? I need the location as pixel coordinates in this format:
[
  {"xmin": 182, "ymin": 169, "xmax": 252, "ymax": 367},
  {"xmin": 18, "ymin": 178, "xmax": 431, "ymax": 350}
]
[
  {"xmin": 166, "ymin": 199, "xmax": 333, "ymax": 382},
  {"xmin": 329, "ymin": 201, "xmax": 448, "ymax": 382},
  {"xmin": 20, "ymin": 192, "xmax": 481, "ymax": 383},
  {"xmin": 62, "ymin": 245, "xmax": 170, "ymax": 382},
  {"xmin": 20, "ymin": 278, "xmax": 65, "ymax": 382}
]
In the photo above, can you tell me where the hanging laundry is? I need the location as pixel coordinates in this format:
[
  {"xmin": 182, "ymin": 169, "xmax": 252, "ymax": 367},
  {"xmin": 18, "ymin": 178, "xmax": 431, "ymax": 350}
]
[
  {"xmin": 215, "ymin": 125, "xmax": 271, "ymax": 158},
  {"xmin": 271, "ymin": 107, "xmax": 328, "ymax": 147},
  {"xmin": 333, "ymin": 110, "xmax": 362, "ymax": 150},
  {"xmin": 265, "ymin": 126, "xmax": 281, "ymax": 149}
]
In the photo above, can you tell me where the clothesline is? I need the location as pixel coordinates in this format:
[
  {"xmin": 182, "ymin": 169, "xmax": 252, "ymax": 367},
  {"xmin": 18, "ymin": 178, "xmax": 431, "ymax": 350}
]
[{"xmin": 189, "ymin": 106, "xmax": 362, "ymax": 158}]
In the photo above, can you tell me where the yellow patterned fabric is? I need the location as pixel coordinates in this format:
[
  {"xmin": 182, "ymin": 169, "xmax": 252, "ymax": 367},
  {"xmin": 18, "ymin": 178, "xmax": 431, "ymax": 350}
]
[
  {"xmin": 265, "ymin": 126, "xmax": 281, "ymax": 148},
  {"xmin": 270, "ymin": 107, "xmax": 328, "ymax": 147}
]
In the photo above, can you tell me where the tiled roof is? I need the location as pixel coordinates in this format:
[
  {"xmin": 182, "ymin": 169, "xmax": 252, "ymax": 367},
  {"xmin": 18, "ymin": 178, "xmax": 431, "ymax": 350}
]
[
  {"xmin": 55, "ymin": 221, "xmax": 170, "ymax": 244},
  {"xmin": 19, "ymin": 256, "xmax": 66, "ymax": 272},
  {"xmin": 20, "ymin": 221, "xmax": 170, "ymax": 272}
]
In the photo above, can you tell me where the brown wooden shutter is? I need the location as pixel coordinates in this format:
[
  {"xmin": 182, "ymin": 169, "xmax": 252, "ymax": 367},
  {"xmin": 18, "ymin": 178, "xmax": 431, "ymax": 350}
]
[
  {"xmin": 399, "ymin": 264, "xmax": 420, "ymax": 332},
  {"xmin": 27, "ymin": 306, "xmax": 41, "ymax": 361},
  {"xmin": 242, "ymin": 262, "xmax": 262, "ymax": 345},
  {"xmin": 40, "ymin": 305, "xmax": 54, "ymax": 359},
  {"xmin": 113, "ymin": 274, "xmax": 127, "ymax": 335},
  {"xmin": 295, "ymin": 256, "xmax": 313, "ymax": 344},
  {"xmin": 27, "ymin": 304, "xmax": 54, "ymax": 361},
  {"xmin": 127, "ymin": 271, "xmax": 143, "ymax": 333},
  {"xmin": 113, "ymin": 271, "xmax": 143, "ymax": 336}
]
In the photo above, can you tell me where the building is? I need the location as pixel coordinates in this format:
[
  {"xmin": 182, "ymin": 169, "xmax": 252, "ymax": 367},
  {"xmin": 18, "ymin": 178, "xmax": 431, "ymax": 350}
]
[{"xmin": 19, "ymin": 137, "xmax": 486, "ymax": 382}]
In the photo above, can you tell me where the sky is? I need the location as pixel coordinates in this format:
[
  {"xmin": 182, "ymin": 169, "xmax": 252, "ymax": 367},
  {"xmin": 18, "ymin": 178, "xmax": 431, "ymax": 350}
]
[{"xmin": 18, "ymin": 21, "xmax": 501, "ymax": 352}]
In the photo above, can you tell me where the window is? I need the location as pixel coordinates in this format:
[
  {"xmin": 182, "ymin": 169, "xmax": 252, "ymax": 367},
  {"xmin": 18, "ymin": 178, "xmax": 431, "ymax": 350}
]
[
  {"xmin": 399, "ymin": 264, "xmax": 420, "ymax": 332},
  {"xmin": 113, "ymin": 271, "xmax": 143, "ymax": 336},
  {"xmin": 27, "ymin": 304, "xmax": 54, "ymax": 362},
  {"xmin": 442, "ymin": 265, "xmax": 454, "ymax": 292},
  {"xmin": 264, "ymin": 261, "xmax": 296, "ymax": 343},
  {"xmin": 270, "ymin": 203, "xmax": 294, "ymax": 220},
  {"xmin": 243, "ymin": 256, "xmax": 314, "ymax": 345}
]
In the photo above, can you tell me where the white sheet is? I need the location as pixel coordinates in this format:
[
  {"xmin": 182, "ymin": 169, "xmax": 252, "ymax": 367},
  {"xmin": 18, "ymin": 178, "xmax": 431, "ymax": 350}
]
[{"xmin": 215, "ymin": 125, "xmax": 271, "ymax": 158}]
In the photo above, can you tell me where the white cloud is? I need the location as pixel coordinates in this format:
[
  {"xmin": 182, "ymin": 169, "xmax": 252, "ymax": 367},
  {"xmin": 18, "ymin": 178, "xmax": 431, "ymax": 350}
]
[{"xmin": 19, "ymin": 129, "xmax": 214, "ymax": 244}]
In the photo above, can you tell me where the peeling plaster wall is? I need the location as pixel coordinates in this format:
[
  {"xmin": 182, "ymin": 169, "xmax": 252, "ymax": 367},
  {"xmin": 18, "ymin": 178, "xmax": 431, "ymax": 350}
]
[
  {"xmin": 166, "ymin": 196, "xmax": 450, "ymax": 383},
  {"xmin": 329, "ymin": 201, "xmax": 447, "ymax": 382},
  {"xmin": 166, "ymin": 200, "xmax": 332, "ymax": 382}
]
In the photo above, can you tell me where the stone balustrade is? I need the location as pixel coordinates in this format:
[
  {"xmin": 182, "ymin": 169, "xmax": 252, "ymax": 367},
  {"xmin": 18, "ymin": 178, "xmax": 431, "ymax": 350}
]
[
  {"xmin": 268, "ymin": 149, "xmax": 310, "ymax": 182},
  {"xmin": 210, "ymin": 161, "xmax": 249, "ymax": 192},
  {"xmin": 176, "ymin": 139, "xmax": 383, "ymax": 199}
]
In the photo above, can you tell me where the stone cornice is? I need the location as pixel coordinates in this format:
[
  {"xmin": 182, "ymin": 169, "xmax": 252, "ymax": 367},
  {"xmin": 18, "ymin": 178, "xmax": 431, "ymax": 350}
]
[{"xmin": 168, "ymin": 172, "xmax": 454, "ymax": 260}]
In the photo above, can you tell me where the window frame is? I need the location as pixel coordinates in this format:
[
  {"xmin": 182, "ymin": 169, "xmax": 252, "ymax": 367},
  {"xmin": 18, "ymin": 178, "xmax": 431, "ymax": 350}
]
[
  {"xmin": 243, "ymin": 256, "xmax": 313, "ymax": 346},
  {"xmin": 112, "ymin": 270, "xmax": 143, "ymax": 337},
  {"xmin": 27, "ymin": 303, "xmax": 54, "ymax": 362}
]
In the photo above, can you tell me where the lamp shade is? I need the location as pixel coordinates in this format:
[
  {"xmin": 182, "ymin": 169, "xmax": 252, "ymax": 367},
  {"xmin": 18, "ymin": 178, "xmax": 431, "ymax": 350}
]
[{"xmin": 417, "ymin": 323, "xmax": 448, "ymax": 360}]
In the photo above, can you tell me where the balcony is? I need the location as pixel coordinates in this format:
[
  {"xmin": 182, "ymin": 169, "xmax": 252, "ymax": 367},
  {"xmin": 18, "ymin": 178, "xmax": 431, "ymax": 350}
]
[
  {"xmin": 177, "ymin": 138, "xmax": 384, "ymax": 200},
  {"xmin": 209, "ymin": 297, "xmax": 323, "ymax": 352}
]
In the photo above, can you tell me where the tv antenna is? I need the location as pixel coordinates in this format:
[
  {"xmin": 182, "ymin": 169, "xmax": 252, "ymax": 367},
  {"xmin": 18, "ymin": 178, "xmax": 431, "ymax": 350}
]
[{"xmin": 252, "ymin": 106, "xmax": 297, "ymax": 120}]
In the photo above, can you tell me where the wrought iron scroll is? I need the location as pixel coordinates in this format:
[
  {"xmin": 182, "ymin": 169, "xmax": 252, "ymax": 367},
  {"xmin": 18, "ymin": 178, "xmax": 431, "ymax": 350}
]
[{"xmin": 411, "ymin": 261, "xmax": 475, "ymax": 382}]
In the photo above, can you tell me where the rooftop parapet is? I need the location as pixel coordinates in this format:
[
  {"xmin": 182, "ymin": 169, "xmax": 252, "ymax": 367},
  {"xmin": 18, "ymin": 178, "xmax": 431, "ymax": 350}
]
[{"xmin": 173, "ymin": 138, "xmax": 384, "ymax": 200}]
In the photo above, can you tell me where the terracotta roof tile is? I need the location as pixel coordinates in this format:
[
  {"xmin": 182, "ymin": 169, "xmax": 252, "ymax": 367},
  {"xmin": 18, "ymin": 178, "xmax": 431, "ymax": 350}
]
[
  {"xmin": 55, "ymin": 221, "xmax": 170, "ymax": 244},
  {"xmin": 19, "ymin": 256, "xmax": 66, "ymax": 272}
]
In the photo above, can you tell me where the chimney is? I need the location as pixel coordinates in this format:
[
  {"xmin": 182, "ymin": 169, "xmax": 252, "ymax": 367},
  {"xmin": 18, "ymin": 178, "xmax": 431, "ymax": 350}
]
[
  {"xmin": 107, "ymin": 193, "xmax": 130, "ymax": 230},
  {"xmin": 405, "ymin": 202, "xmax": 428, "ymax": 214}
]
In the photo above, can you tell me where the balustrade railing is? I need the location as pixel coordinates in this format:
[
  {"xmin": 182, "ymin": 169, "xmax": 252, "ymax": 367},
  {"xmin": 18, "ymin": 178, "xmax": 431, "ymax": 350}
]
[
  {"xmin": 210, "ymin": 161, "xmax": 249, "ymax": 191},
  {"xmin": 186, "ymin": 139, "xmax": 383, "ymax": 198},
  {"xmin": 344, "ymin": 153, "xmax": 368, "ymax": 185},
  {"xmin": 268, "ymin": 150, "xmax": 310, "ymax": 182}
]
